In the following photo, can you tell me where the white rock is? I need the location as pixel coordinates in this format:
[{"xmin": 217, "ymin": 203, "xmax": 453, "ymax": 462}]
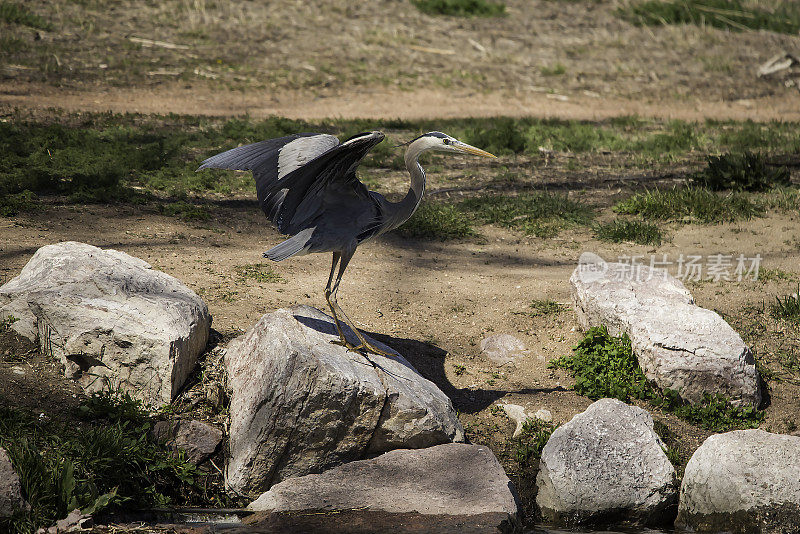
[
  {"xmin": 0, "ymin": 447, "xmax": 29, "ymax": 517},
  {"xmin": 534, "ymin": 408, "xmax": 553, "ymax": 422},
  {"xmin": 248, "ymin": 443, "xmax": 520, "ymax": 531},
  {"xmin": 499, "ymin": 403, "xmax": 530, "ymax": 437},
  {"xmin": 0, "ymin": 242, "xmax": 210, "ymax": 406},
  {"xmin": 224, "ymin": 305, "xmax": 465, "ymax": 496},
  {"xmin": 571, "ymin": 252, "xmax": 761, "ymax": 407},
  {"xmin": 536, "ymin": 398, "xmax": 677, "ymax": 527},
  {"xmin": 480, "ymin": 334, "xmax": 529, "ymax": 365},
  {"xmin": 677, "ymin": 429, "xmax": 800, "ymax": 533}
]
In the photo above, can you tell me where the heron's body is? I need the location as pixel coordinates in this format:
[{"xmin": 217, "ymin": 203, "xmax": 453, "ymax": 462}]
[{"xmin": 198, "ymin": 130, "xmax": 494, "ymax": 355}]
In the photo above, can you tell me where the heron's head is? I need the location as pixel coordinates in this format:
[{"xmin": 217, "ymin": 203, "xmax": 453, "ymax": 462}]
[{"xmin": 408, "ymin": 131, "xmax": 496, "ymax": 159}]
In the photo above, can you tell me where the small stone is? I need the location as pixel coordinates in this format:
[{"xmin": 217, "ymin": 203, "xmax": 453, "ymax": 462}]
[
  {"xmin": 0, "ymin": 447, "xmax": 29, "ymax": 517},
  {"xmin": 533, "ymin": 408, "xmax": 552, "ymax": 422},
  {"xmin": 152, "ymin": 419, "xmax": 223, "ymax": 465},
  {"xmin": 499, "ymin": 403, "xmax": 530, "ymax": 438},
  {"xmin": 480, "ymin": 334, "xmax": 529, "ymax": 366}
]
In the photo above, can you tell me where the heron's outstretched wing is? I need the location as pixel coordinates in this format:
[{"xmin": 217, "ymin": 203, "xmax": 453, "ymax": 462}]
[{"xmin": 198, "ymin": 131, "xmax": 385, "ymax": 235}]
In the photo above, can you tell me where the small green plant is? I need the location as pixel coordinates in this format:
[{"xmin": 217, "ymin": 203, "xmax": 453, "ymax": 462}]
[
  {"xmin": 460, "ymin": 192, "xmax": 594, "ymax": 237},
  {"xmin": 159, "ymin": 201, "xmax": 211, "ymax": 221},
  {"xmin": 540, "ymin": 63, "xmax": 566, "ymax": 76},
  {"xmin": 1, "ymin": 314, "xmax": 19, "ymax": 330},
  {"xmin": 528, "ymin": 299, "xmax": 566, "ymax": 317},
  {"xmin": 453, "ymin": 364, "xmax": 467, "ymax": 376},
  {"xmin": 614, "ymin": 186, "xmax": 763, "ymax": 224},
  {"xmin": 551, "ymin": 326, "xmax": 763, "ymax": 431},
  {"xmin": 550, "ymin": 326, "xmax": 649, "ymax": 402},
  {"xmin": 0, "ymin": 2, "xmax": 52, "ymax": 30},
  {"xmin": 594, "ymin": 219, "xmax": 663, "ymax": 245},
  {"xmin": 235, "ymin": 263, "xmax": 286, "ymax": 283},
  {"xmin": 619, "ymin": 0, "xmax": 800, "ymax": 35},
  {"xmin": 692, "ymin": 152, "xmax": 791, "ymax": 192},
  {"xmin": 396, "ymin": 202, "xmax": 475, "ymax": 240},
  {"xmin": 411, "ymin": 0, "xmax": 506, "ymax": 17},
  {"xmin": 512, "ymin": 419, "xmax": 558, "ymax": 467},
  {"xmin": 771, "ymin": 287, "xmax": 800, "ymax": 324}
]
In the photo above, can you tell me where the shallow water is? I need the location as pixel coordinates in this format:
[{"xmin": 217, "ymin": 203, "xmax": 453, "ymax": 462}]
[{"xmin": 528, "ymin": 528, "xmax": 673, "ymax": 534}]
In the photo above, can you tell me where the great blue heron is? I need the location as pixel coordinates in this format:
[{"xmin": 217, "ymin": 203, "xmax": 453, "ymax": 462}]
[{"xmin": 198, "ymin": 131, "xmax": 495, "ymax": 356}]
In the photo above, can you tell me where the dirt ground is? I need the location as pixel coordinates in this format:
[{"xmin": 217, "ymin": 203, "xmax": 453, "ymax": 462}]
[{"xmin": 2, "ymin": 0, "xmax": 800, "ymax": 527}]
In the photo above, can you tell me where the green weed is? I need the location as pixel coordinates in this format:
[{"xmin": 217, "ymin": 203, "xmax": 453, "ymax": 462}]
[
  {"xmin": 540, "ymin": 63, "xmax": 567, "ymax": 76},
  {"xmin": 235, "ymin": 263, "xmax": 286, "ymax": 283},
  {"xmin": 692, "ymin": 152, "xmax": 791, "ymax": 192},
  {"xmin": 0, "ymin": 390, "xmax": 228, "ymax": 534},
  {"xmin": 614, "ymin": 187, "xmax": 764, "ymax": 223},
  {"xmin": 619, "ymin": 0, "xmax": 800, "ymax": 35},
  {"xmin": 396, "ymin": 202, "xmax": 476, "ymax": 240},
  {"xmin": 159, "ymin": 201, "xmax": 211, "ymax": 221},
  {"xmin": 512, "ymin": 419, "xmax": 558, "ymax": 467},
  {"xmin": 460, "ymin": 192, "xmax": 594, "ymax": 237},
  {"xmin": 0, "ymin": 2, "xmax": 52, "ymax": 30},
  {"xmin": 594, "ymin": 219, "xmax": 663, "ymax": 245},
  {"xmin": 771, "ymin": 287, "xmax": 800, "ymax": 324},
  {"xmin": 453, "ymin": 364, "xmax": 466, "ymax": 376},
  {"xmin": 528, "ymin": 299, "xmax": 567, "ymax": 317},
  {"xmin": 411, "ymin": 0, "xmax": 506, "ymax": 17},
  {"xmin": 550, "ymin": 326, "xmax": 763, "ymax": 431}
]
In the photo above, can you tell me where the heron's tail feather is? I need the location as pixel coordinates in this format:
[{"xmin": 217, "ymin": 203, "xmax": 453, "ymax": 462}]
[{"xmin": 262, "ymin": 228, "xmax": 314, "ymax": 262}]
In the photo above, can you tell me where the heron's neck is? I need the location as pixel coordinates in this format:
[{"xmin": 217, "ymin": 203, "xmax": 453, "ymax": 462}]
[{"xmin": 385, "ymin": 141, "xmax": 427, "ymax": 230}]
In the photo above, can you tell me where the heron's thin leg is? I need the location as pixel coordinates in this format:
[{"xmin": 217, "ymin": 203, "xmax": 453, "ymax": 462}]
[
  {"xmin": 324, "ymin": 252, "xmax": 349, "ymax": 345},
  {"xmin": 328, "ymin": 248, "xmax": 394, "ymax": 358}
]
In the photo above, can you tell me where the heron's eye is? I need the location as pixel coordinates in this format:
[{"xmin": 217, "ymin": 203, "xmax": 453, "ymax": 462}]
[{"xmin": 443, "ymin": 139, "xmax": 450, "ymax": 145}]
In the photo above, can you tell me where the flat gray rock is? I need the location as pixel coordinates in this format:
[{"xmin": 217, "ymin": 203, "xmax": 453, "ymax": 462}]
[
  {"xmin": 0, "ymin": 242, "xmax": 210, "ymax": 406},
  {"xmin": 224, "ymin": 305, "xmax": 465, "ymax": 496},
  {"xmin": 0, "ymin": 447, "xmax": 29, "ymax": 517},
  {"xmin": 248, "ymin": 443, "xmax": 520, "ymax": 532},
  {"xmin": 677, "ymin": 429, "xmax": 800, "ymax": 534},
  {"xmin": 571, "ymin": 252, "xmax": 761, "ymax": 407},
  {"xmin": 536, "ymin": 398, "xmax": 677, "ymax": 527},
  {"xmin": 152, "ymin": 419, "xmax": 223, "ymax": 465}
]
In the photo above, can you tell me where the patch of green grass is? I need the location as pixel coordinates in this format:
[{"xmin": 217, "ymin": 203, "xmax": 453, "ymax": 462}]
[
  {"xmin": 159, "ymin": 201, "xmax": 211, "ymax": 221},
  {"xmin": 0, "ymin": 2, "xmax": 52, "ymax": 30},
  {"xmin": 763, "ymin": 188, "xmax": 800, "ymax": 212},
  {"xmin": 550, "ymin": 326, "xmax": 763, "ymax": 431},
  {"xmin": 512, "ymin": 419, "xmax": 558, "ymax": 468},
  {"xmin": 528, "ymin": 299, "xmax": 567, "ymax": 317},
  {"xmin": 758, "ymin": 268, "xmax": 798, "ymax": 283},
  {"xmin": 0, "ymin": 390, "xmax": 229, "ymax": 534},
  {"xmin": 235, "ymin": 263, "xmax": 286, "ymax": 283},
  {"xmin": 0, "ymin": 36, "xmax": 26, "ymax": 53},
  {"xmin": 540, "ymin": 63, "xmax": 566, "ymax": 76},
  {"xmin": 0, "ymin": 191, "xmax": 37, "ymax": 217},
  {"xmin": 619, "ymin": 0, "xmax": 800, "ymax": 35},
  {"xmin": 771, "ymin": 287, "xmax": 800, "ymax": 324},
  {"xmin": 411, "ymin": 0, "xmax": 506, "ymax": 17},
  {"xmin": 614, "ymin": 186, "xmax": 764, "ymax": 224},
  {"xmin": 1, "ymin": 314, "xmax": 19, "ymax": 331},
  {"xmin": 396, "ymin": 202, "xmax": 476, "ymax": 240},
  {"xmin": 453, "ymin": 364, "xmax": 466, "ymax": 376},
  {"xmin": 692, "ymin": 152, "xmax": 791, "ymax": 192},
  {"xmin": 460, "ymin": 192, "xmax": 594, "ymax": 237},
  {"xmin": 594, "ymin": 219, "xmax": 663, "ymax": 245}
]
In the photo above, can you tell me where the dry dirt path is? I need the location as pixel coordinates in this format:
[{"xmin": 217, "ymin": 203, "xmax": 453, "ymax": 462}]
[{"xmin": 4, "ymin": 82, "xmax": 800, "ymax": 121}]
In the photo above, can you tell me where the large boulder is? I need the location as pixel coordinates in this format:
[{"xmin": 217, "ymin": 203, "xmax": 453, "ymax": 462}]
[
  {"xmin": 571, "ymin": 252, "xmax": 761, "ymax": 407},
  {"xmin": 224, "ymin": 305, "xmax": 465, "ymax": 496},
  {"xmin": 248, "ymin": 443, "xmax": 520, "ymax": 533},
  {"xmin": 0, "ymin": 242, "xmax": 210, "ymax": 406},
  {"xmin": 0, "ymin": 447, "xmax": 29, "ymax": 517},
  {"xmin": 677, "ymin": 430, "xmax": 800, "ymax": 534},
  {"xmin": 536, "ymin": 398, "xmax": 677, "ymax": 527}
]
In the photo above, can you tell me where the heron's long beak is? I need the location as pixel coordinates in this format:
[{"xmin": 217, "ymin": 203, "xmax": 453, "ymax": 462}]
[{"xmin": 454, "ymin": 142, "xmax": 497, "ymax": 158}]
